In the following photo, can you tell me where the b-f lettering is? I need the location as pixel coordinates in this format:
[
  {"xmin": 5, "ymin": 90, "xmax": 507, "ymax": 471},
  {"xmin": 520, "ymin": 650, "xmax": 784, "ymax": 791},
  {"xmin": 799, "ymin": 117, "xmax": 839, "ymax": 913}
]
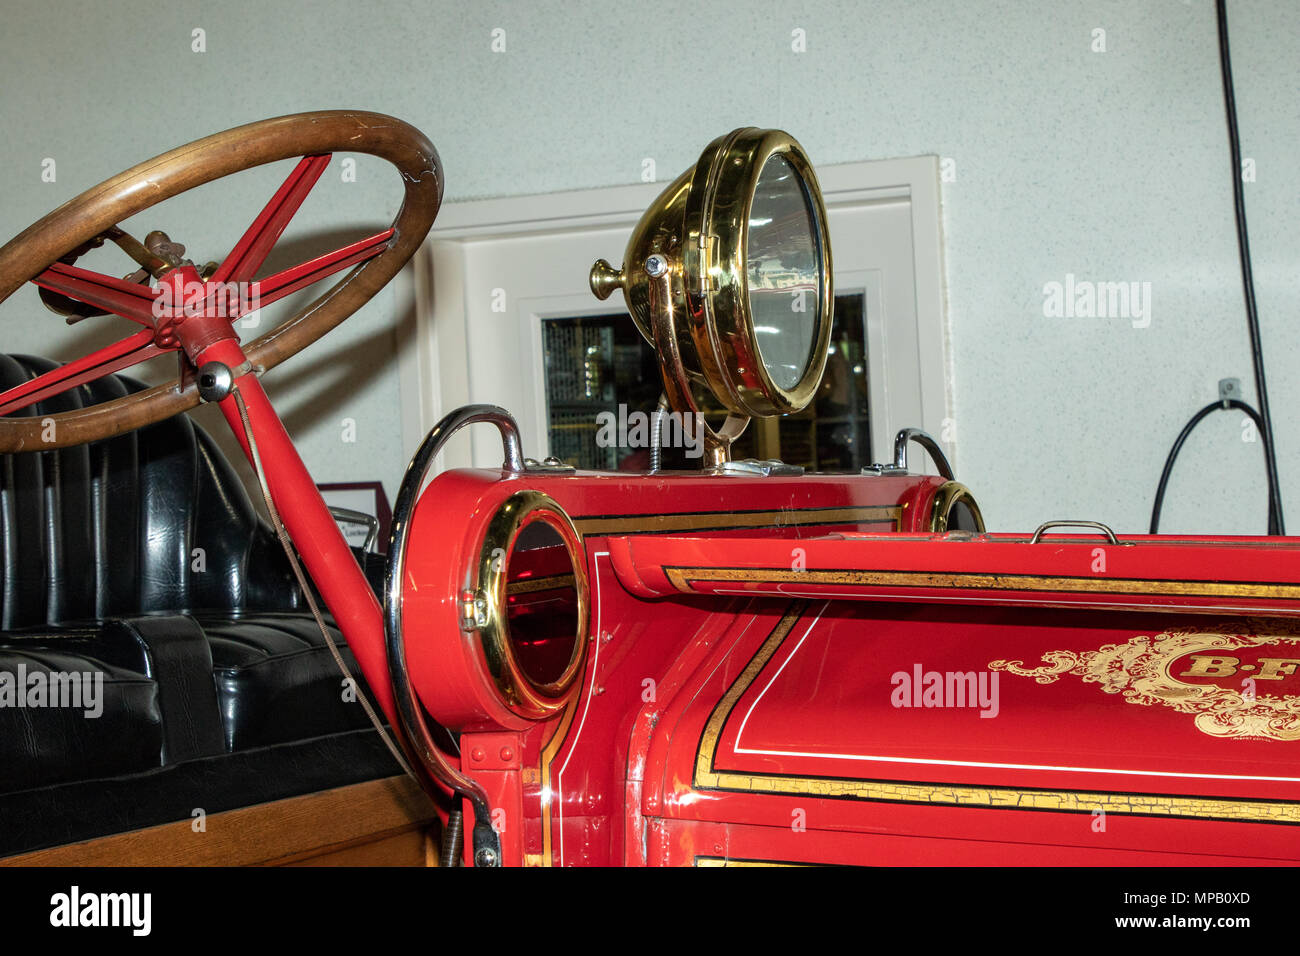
[{"xmin": 1180, "ymin": 655, "xmax": 1300, "ymax": 680}]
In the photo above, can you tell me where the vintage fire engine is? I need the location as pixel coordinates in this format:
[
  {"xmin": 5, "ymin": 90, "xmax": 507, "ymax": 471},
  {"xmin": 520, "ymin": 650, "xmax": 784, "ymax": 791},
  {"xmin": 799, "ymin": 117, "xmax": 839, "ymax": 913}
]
[{"xmin": 1, "ymin": 112, "xmax": 1298, "ymax": 866}]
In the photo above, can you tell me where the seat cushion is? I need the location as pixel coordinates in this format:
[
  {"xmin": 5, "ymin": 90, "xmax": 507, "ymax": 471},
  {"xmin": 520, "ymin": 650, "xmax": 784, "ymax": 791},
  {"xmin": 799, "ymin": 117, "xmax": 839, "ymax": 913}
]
[
  {"xmin": 199, "ymin": 611, "xmax": 376, "ymax": 751},
  {"xmin": 0, "ymin": 609, "xmax": 377, "ymax": 796},
  {"xmin": 0, "ymin": 628, "xmax": 163, "ymax": 793}
]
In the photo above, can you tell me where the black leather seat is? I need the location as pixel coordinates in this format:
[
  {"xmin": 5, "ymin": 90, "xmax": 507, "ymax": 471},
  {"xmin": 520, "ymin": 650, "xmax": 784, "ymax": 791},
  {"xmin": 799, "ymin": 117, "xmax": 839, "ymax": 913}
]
[{"xmin": 0, "ymin": 354, "xmax": 399, "ymax": 855}]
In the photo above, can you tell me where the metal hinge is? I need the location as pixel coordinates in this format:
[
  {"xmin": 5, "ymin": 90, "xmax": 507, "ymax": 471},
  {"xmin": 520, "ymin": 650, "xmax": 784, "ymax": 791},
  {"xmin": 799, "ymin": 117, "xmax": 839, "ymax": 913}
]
[
  {"xmin": 460, "ymin": 588, "xmax": 489, "ymax": 631},
  {"xmin": 686, "ymin": 231, "xmax": 718, "ymax": 295}
]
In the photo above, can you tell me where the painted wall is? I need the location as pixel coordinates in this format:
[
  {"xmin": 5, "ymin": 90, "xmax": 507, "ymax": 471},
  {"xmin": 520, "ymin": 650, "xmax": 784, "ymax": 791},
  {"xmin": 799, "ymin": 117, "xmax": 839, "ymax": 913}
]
[{"xmin": 0, "ymin": 0, "xmax": 1295, "ymax": 533}]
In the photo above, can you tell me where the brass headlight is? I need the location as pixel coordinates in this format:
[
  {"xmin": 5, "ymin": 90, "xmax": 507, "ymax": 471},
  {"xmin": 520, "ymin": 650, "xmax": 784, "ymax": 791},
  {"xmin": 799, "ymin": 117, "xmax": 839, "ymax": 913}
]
[{"xmin": 591, "ymin": 128, "xmax": 833, "ymax": 448}]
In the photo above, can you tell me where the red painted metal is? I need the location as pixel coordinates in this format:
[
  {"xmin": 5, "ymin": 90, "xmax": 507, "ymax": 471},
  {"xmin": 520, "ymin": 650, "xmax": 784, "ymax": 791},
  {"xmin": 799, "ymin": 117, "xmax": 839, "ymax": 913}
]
[
  {"xmin": 32, "ymin": 261, "xmax": 160, "ymax": 325},
  {"xmin": 0, "ymin": 328, "xmax": 164, "ymax": 416},
  {"xmin": 607, "ymin": 531, "xmax": 1300, "ymax": 616},
  {"xmin": 200, "ymin": 338, "xmax": 397, "ymax": 724},
  {"xmin": 244, "ymin": 228, "xmax": 395, "ymax": 313},
  {"xmin": 390, "ymin": 464, "xmax": 1300, "ymax": 866},
  {"xmin": 210, "ymin": 154, "xmax": 332, "ymax": 285}
]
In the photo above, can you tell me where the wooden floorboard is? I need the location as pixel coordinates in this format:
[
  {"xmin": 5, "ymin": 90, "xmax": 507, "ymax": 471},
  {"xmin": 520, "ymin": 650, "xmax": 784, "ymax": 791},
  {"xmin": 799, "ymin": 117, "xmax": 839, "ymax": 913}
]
[{"xmin": 0, "ymin": 775, "xmax": 438, "ymax": 867}]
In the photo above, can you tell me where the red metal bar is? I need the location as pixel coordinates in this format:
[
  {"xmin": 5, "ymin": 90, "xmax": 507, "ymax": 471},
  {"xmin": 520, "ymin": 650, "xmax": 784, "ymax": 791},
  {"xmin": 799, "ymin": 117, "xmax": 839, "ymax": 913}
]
[
  {"xmin": 0, "ymin": 328, "xmax": 165, "ymax": 416},
  {"xmin": 211, "ymin": 154, "xmax": 331, "ymax": 285},
  {"xmin": 202, "ymin": 337, "xmax": 397, "ymax": 725},
  {"xmin": 240, "ymin": 228, "xmax": 394, "ymax": 313},
  {"xmin": 32, "ymin": 262, "xmax": 160, "ymax": 326}
]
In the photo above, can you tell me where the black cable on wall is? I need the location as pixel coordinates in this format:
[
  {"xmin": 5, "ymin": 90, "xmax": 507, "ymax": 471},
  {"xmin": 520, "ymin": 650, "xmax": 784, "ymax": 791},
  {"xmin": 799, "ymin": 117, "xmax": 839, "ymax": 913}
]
[
  {"xmin": 1215, "ymin": 0, "xmax": 1285, "ymax": 533},
  {"xmin": 1150, "ymin": 398, "xmax": 1277, "ymax": 534}
]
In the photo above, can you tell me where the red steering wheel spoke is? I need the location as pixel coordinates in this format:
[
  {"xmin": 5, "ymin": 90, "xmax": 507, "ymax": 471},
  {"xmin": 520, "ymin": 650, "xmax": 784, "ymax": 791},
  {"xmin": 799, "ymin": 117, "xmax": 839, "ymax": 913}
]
[
  {"xmin": 0, "ymin": 328, "xmax": 169, "ymax": 417},
  {"xmin": 211, "ymin": 154, "xmax": 332, "ymax": 286},
  {"xmin": 32, "ymin": 262, "xmax": 161, "ymax": 327},
  {"xmin": 201, "ymin": 152, "xmax": 395, "ymax": 321},
  {"xmin": 241, "ymin": 227, "xmax": 396, "ymax": 314}
]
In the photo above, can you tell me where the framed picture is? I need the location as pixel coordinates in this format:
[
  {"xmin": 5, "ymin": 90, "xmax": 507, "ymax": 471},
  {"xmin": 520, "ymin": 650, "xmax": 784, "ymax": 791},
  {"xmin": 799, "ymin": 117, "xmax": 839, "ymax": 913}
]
[{"xmin": 316, "ymin": 481, "xmax": 393, "ymax": 553}]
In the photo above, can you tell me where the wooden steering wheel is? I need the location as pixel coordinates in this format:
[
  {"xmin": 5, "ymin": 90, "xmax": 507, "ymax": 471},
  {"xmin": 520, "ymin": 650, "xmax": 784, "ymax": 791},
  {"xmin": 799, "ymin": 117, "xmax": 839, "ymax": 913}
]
[{"xmin": 0, "ymin": 110, "xmax": 442, "ymax": 452}]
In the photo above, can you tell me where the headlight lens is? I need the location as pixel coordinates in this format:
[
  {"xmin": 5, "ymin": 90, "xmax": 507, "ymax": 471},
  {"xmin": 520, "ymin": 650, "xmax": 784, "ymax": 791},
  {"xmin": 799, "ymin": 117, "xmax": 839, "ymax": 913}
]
[{"xmin": 747, "ymin": 152, "xmax": 822, "ymax": 393}]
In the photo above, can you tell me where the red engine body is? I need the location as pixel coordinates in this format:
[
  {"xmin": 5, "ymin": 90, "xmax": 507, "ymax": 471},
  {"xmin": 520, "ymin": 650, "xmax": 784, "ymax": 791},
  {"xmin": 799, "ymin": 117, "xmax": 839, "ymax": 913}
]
[{"xmin": 401, "ymin": 466, "xmax": 1300, "ymax": 866}]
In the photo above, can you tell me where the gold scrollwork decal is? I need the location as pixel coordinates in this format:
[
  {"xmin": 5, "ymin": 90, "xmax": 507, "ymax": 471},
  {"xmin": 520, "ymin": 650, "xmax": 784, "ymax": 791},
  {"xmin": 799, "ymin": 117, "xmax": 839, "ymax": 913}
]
[{"xmin": 992, "ymin": 628, "xmax": 1300, "ymax": 741}]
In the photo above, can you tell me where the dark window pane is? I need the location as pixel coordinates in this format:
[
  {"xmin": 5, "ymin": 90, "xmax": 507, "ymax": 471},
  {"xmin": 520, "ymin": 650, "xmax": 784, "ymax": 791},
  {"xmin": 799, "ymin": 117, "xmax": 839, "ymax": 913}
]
[{"xmin": 541, "ymin": 292, "xmax": 870, "ymax": 471}]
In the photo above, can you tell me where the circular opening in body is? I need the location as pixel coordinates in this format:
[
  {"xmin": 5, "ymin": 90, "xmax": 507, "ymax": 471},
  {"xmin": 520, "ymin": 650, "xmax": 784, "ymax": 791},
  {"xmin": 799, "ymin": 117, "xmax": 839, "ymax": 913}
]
[
  {"xmin": 948, "ymin": 500, "xmax": 982, "ymax": 532},
  {"xmin": 504, "ymin": 520, "xmax": 581, "ymax": 689},
  {"xmin": 476, "ymin": 490, "xmax": 589, "ymax": 721},
  {"xmin": 745, "ymin": 152, "xmax": 823, "ymax": 393},
  {"xmin": 929, "ymin": 482, "xmax": 986, "ymax": 534}
]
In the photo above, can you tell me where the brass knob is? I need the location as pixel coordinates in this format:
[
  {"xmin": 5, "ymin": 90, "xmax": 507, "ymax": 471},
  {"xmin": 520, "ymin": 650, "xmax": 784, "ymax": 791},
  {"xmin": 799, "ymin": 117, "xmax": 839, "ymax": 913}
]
[{"xmin": 588, "ymin": 258, "xmax": 625, "ymax": 301}]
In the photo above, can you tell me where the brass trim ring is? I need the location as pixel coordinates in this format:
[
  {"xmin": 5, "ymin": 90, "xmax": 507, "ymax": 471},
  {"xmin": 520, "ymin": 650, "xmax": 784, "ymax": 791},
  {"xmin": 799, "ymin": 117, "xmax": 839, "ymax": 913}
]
[
  {"xmin": 683, "ymin": 127, "xmax": 834, "ymax": 418},
  {"xmin": 474, "ymin": 490, "xmax": 589, "ymax": 720},
  {"xmin": 929, "ymin": 481, "xmax": 986, "ymax": 533}
]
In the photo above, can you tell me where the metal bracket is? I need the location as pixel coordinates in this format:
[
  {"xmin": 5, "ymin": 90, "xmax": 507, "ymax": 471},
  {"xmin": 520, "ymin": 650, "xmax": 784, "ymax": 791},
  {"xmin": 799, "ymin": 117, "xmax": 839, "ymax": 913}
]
[
  {"xmin": 863, "ymin": 427, "xmax": 955, "ymax": 480},
  {"xmin": 523, "ymin": 456, "xmax": 576, "ymax": 474},
  {"xmin": 327, "ymin": 505, "xmax": 379, "ymax": 552},
  {"xmin": 1218, "ymin": 377, "xmax": 1242, "ymax": 406},
  {"xmin": 686, "ymin": 231, "xmax": 717, "ymax": 295},
  {"xmin": 713, "ymin": 458, "xmax": 805, "ymax": 477},
  {"xmin": 459, "ymin": 587, "xmax": 489, "ymax": 632}
]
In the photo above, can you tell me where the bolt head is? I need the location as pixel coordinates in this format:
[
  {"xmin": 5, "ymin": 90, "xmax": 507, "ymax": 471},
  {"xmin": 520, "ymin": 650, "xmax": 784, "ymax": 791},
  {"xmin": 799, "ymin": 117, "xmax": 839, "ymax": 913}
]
[
  {"xmin": 644, "ymin": 254, "xmax": 669, "ymax": 278},
  {"xmin": 195, "ymin": 361, "xmax": 233, "ymax": 402}
]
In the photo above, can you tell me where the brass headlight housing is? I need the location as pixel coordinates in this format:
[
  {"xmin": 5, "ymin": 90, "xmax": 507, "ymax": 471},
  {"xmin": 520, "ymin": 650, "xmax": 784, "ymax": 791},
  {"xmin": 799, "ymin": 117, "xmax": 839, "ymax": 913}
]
[{"xmin": 591, "ymin": 128, "xmax": 833, "ymax": 455}]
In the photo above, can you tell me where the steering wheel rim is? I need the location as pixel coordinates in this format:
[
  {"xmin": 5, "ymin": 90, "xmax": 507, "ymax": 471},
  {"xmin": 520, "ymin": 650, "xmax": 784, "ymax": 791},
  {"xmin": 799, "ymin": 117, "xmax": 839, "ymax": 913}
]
[{"xmin": 0, "ymin": 109, "xmax": 442, "ymax": 452}]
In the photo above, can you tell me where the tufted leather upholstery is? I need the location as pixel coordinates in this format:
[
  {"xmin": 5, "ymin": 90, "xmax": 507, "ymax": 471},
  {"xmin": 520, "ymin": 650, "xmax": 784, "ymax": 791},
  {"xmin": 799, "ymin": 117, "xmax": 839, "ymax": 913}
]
[
  {"xmin": 0, "ymin": 355, "xmax": 396, "ymax": 853},
  {"xmin": 0, "ymin": 354, "xmax": 302, "ymax": 628}
]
